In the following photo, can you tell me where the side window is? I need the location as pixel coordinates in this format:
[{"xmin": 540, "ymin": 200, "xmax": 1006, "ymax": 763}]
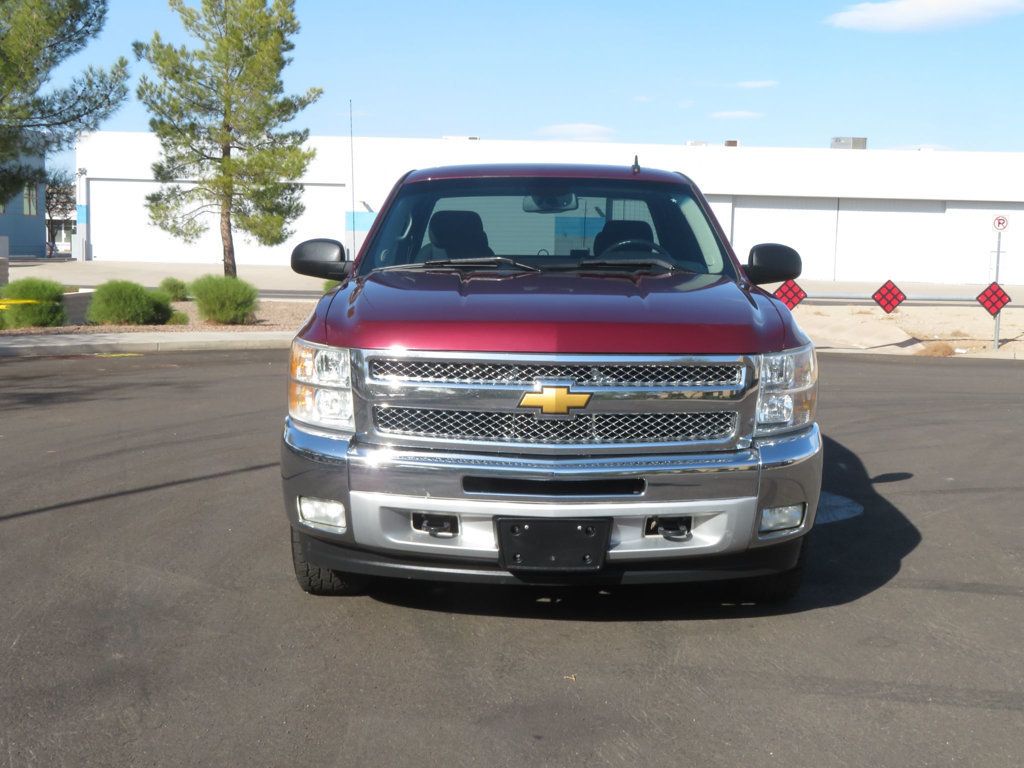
[
  {"xmin": 362, "ymin": 195, "xmax": 416, "ymax": 268},
  {"xmin": 677, "ymin": 195, "xmax": 725, "ymax": 272},
  {"xmin": 23, "ymin": 184, "xmax": 38, "ymax": 216},
  {"xmin": 608, "ymin": 199, "xmax": 658, "ymax": 242},
  {"xmin": 550, "ymin": 196, "xmax": 606, "ymax": 255}
]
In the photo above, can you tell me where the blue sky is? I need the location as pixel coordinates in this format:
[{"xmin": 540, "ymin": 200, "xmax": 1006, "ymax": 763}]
[{"xmin": 50, "ymin": 0, "xmax": 1024, "ymax": 170}]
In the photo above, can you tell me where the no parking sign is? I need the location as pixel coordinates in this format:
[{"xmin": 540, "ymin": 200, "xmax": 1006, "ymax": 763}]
[{"xmin": 990, "ymin": 215, "xmax": 1009, "ymax": 349}]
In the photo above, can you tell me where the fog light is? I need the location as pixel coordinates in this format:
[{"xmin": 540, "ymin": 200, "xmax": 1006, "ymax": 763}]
[
  {"xmin": 759, "ymin": 503, "xmax": 804, "ymax": 533},
  {"xmin": 298, "ymin": 497, "xmax": 347, "ymax": 532}
]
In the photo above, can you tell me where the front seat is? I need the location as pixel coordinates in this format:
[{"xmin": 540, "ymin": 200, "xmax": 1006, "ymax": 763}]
[
  {"xmin": 419, "ymin": 210, "xmax": 494, "ymax": 260},
  {"xmin": 592, "ymin": 220, "xmax": 655, "ymax": 257}
]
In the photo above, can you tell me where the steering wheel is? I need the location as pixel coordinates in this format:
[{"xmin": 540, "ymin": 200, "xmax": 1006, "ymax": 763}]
[{"xmin": 596, "ymin": 238, "xmax": 674, "ymax": 261}]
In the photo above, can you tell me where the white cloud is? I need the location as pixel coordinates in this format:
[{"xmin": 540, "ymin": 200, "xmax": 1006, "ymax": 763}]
[
  {"xmin": 827, "ymin": 0, "xmax": 1024, "ymax": 32},
  {"xmin": 736, "ymin": 80, "xmax": 778, "ymax": 89},
  {"xmin": 710, "ymin": 110, "xmax": 763, "ymax": 119},
  {"xmin": 632, "ymin": 95, "xmax": 653, "ymax": 103},
  {"xmin": 536, "ymin": 123, "xmax": 615, "ymax": 141}
]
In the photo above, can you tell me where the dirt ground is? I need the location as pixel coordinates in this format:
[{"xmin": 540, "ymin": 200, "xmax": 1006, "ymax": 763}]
[{"xmin": 793, "ymin": 304, "xmax": 1023, "ymax": 359}]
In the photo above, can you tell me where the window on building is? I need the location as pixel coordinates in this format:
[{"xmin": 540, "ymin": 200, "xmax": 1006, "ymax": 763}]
[{"xmin": 23, "ymin": 184, "xmax": 38, "ymax": 216}]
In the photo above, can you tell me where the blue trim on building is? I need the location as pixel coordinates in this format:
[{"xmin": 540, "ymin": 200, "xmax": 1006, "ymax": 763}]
[
  {"xmin": 346, "ymin": 211, "xmax": 376, "ymax": 232},
  {"xmin": 0, "ymin": 184, "xmax": 46, "ymax": 257}
]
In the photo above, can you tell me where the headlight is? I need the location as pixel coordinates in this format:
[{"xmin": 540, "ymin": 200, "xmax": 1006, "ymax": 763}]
[
  {"xmin": 756, "ymin": 343, "xmax": 817, "ymax": 436},
  {"xmin": 289, "ymin": 340, "xmax": 355, "ymax": 432}
]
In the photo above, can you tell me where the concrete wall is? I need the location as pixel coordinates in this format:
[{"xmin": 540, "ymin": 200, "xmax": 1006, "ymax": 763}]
[
  {"xmin": 75, "ymin": 132, "xmax": 1024, "ymax": 285},
  {"xmin": 86, "ymin": 177, "xmax": 347, "ymax": 266}
]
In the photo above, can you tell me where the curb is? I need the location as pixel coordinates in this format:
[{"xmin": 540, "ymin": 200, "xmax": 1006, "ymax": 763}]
[{"xmin": 0, "ymin": 333, "xmax": 293, "ymax": 358}]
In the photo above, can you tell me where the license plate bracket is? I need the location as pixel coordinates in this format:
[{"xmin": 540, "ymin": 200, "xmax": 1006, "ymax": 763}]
[{"xmin": 496, "ymin": 518, "xmax": 611, "ymax": 572}]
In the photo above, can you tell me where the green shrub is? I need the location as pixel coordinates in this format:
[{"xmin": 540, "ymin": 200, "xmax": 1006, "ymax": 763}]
[
  {"xmin": 159, "ymin": 276, "xmax": 189, "ymax": 301},
  {"xmin": 87, "ymin": 281, "xmax": 173, "ymax": 325},
  {"xmin": 189, "ymin": 275, "xmax": 259, "ymax": 324},
  {"xmin": 0, "ymin": 278, "xmax": 66, "ymax": 329},
  {"xmin": 167, "ymin": 310, "xmax": 189, "ymax": 325},
  {"xmin": 323, "ymin": 279, "xmax": 341, "ymax": 292}
]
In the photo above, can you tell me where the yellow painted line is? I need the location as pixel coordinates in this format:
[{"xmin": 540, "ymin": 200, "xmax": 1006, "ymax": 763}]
[{"xmin": 0, "ymin": 299, "xmax": 42, "ymax": 308}]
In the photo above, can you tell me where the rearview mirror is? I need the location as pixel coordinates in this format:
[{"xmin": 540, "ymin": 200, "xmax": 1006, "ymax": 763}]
[
  {"xmin": 291, "ymin": 238, "xmax": 352, "ymax": 280},
  {"xmin": 745, "ymin": 243, "xmax": 801, "ymax": 285},
  {"xmin": 523, "ymin": 191, "xmax": 578, "ymax": 213}
]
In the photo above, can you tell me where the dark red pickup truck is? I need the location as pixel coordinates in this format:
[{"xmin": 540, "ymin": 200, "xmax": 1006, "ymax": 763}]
[{"xmin": 281, "ymin": 163, "xmax": 821, "ymax": 601}]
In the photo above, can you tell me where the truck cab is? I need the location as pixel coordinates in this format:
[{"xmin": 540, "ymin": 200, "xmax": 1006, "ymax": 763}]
[{"xmin": 281, "ymin": 163, "xmax": 821, "ymax": 601}]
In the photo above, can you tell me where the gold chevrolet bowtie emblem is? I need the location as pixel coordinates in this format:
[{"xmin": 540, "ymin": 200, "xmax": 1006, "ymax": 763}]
[{"xmin": 518, "ymin": 385, "xmax": 592, "ymax": 415}]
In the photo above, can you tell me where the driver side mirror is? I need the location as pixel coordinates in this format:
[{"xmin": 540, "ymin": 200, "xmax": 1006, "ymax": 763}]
[
  {"xmin": 745, "ymin": 243, "xmax": 801, "ymax": 285},
  {"xmin": 291, "ymin": 238, "xmax": 352, "ymax": 280}
]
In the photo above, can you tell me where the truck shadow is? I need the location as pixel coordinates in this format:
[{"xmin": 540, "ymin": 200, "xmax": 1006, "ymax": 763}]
[{"xmin": 365, "ymin": 434, "xmax": 922, "ymax": 620}]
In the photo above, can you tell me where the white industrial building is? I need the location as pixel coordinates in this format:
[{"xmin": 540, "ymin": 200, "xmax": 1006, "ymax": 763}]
[{"xmin": 74, "ymin": 131, "xmax": 1024, "ymax": 285}]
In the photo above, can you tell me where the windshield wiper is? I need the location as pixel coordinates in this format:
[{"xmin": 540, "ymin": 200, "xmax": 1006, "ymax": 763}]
[
  {"xmin": 377, "ymin": 256, "xmax": 540, "ymax": 273},
  {"xmin": 574, "ymin": 257, "xmax": 691, "ymax": 273}
]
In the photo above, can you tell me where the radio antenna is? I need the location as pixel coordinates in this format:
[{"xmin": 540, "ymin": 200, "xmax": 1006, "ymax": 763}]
[
  {"xmin": 349, "ymin": 99, "xmax": 357, "ymax": 258},
  {"xmin": 631, "ymin": 155, "xmax": 641, "ymax": 174}
]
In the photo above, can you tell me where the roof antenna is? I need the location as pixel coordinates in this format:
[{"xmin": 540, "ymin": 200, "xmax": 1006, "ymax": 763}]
[{"xmin": 631, "ymin": 155, "xmax": 641, "ymax": 174}]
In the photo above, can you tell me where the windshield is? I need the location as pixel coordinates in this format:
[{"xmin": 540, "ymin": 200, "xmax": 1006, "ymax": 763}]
[{"xmin": 357, "ymin": 178, "xmax": 734, "ymax": 277}]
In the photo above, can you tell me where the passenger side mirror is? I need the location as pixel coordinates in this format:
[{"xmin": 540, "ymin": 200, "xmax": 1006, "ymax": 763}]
[
  {"xmin": 745, "ymin": 243, "xmax": 801, "ymax": 285},
  {"xmin": 291, "ymin": 239, "xmax": 352, "ymax": 280}
]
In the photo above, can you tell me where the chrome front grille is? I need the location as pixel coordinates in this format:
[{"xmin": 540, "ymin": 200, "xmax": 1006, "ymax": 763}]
[
  {"xmin": 374, "ymin": 407, "xmax": 738, "ymax": 445},
  {"xmin": 357, "ymin": 351, "xmax": 756, "ymax": 454},
  {"xmin": 369, "ymin": 359, "xmax": 742, "ymax": 388}
]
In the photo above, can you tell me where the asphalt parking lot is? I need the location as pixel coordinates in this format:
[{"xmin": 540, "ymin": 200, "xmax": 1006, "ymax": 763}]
[{"xmin": 1, "ymin": 351, "xmax": 1022, "ymax": 767}]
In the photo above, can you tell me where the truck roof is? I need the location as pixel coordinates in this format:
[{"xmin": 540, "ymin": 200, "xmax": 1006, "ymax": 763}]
[{"xmin": 403, "ymin": 163, "xmax": 693, "ymax": 186}]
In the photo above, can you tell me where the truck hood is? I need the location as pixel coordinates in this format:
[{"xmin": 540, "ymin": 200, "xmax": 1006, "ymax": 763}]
[{"xmin": 324, "ymin": 270, "xmax": 788, "ymax": 354}]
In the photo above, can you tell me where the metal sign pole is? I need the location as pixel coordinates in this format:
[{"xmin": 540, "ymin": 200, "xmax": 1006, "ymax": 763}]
[{"xmin": 994, "ymin": 230, "xmax": 1002, "ymax": 351}]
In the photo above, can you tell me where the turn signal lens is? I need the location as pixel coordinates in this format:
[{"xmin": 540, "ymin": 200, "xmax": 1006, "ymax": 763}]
[
  {"xmin": 289, "ymin": 340, "xmax": 355, "ymax": 432},
  {"xmin": 290, "ymin": 342, "xmax": 351, "ymax": 387},
  {"xmin": 290, "ymin": 344, "xmax": 316, "ymax": 381}
]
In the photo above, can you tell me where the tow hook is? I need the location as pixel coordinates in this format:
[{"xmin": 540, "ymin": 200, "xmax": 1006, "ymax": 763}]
[
  {"xmin": 412, "ymin": 512, "xmax": 460, "ymax": 538},
  {"xmin": 645, "ymin": 515, "xmax": 693, "ymax": 541}
]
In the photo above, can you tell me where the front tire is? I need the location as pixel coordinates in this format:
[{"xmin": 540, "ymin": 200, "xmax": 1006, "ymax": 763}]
[
  {"xmin": 737, "ymin": 538, "xmax": 808, "ymax": 604},
  {"xmin": 291, "ymin": 528, "xmax": 371, "ymax": 596}
]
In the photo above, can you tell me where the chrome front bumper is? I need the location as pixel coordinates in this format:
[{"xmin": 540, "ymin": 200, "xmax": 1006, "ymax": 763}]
[{"xmin": 281, "ymin": 418, "xmax": 822, "ymax": 584}]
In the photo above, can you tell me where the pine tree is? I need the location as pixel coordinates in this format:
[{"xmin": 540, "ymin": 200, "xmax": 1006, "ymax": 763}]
[
  {"xmin": 0, "ymin": 0, "xmax": 128, "ymax": 201},
  {"xmin": 134, "ymin": 0, "xmax": 321, "ymax": 277}
]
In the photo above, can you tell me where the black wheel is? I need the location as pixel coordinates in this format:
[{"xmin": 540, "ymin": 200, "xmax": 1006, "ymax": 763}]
[
  {"xmin": 740, "ymin": 565, "xmax": 803, "ymax": 604},
  {"xmin": 736, "ymin": 538, "xmax": 808, "ymax": 604},
  {"xmin": 290, "ymin": 528, "xmax": 371, "ymax": 596}
]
